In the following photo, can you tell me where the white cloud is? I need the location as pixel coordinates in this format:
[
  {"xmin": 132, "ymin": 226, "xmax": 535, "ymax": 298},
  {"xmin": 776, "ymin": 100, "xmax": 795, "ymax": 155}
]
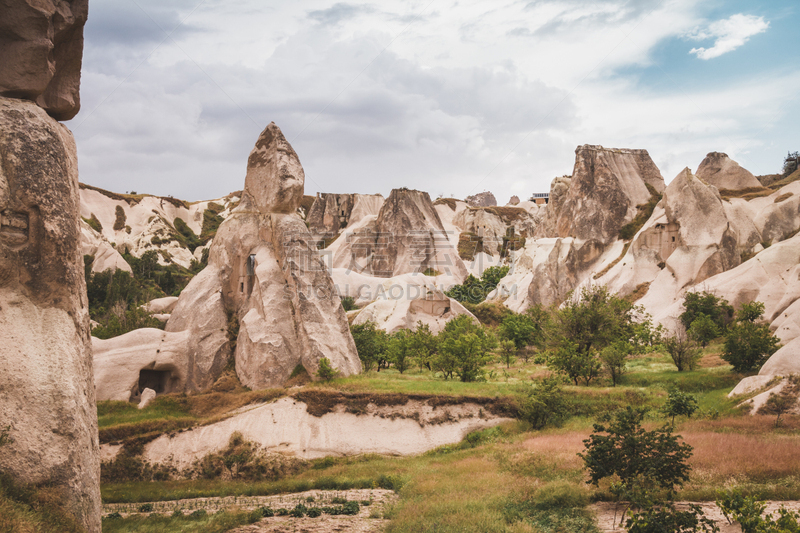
[{"xmin": 688, "ymin": 13, "xmax": 769, "ymax": 60}]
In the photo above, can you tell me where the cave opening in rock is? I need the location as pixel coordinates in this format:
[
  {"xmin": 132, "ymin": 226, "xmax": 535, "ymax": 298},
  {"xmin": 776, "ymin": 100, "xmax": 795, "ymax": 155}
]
[{"xmin": 138, "ymin": 369, "xmax": 173, "ymax": 395}]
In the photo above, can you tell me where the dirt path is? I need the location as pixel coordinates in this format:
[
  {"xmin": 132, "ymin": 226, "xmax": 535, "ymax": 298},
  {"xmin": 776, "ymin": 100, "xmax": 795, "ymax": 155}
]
[{"xmin": 591, "ymin": 501, "xmax": 800, "ymax": 532}]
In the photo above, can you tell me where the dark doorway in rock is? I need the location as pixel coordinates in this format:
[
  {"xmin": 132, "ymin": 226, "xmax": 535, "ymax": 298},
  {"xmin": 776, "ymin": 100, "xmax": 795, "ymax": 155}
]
[{"xmin": 138, "ymin": 369, "xmax": 171, "ymax": 394}]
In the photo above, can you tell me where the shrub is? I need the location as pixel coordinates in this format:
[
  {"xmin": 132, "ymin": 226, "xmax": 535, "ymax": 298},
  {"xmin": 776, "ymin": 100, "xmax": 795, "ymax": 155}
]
[
  {"xmin": 661, "ymin": 390, "xmax": 699, "ymax": 425},
  {"xmin": 445, "ymin": 266, "xmax": 509, "ymax": 305},
  {"xmin": 498, "ymin": 339, "xmax": 517, "ymax": 368},
  {"xmin": 113, "ymin": 205, "xmax": 126, "ymax": 231},
  {"xmin": 83, "ymin": 213, "xmax": 103, "ymax": 233},
  {"xmin": 138, "ymin": 503, "xmax": 154, "ymax": 513},
  {"xmin": 316, "ymin": 357, "xmax": 340, "ymax": 381},
  {"xmin": 340, "ymin": 296, "xmax": 358, "ymax": 311},
  {"xmin": 515, "ymin": 377, "xmax": 568, "ymax": 429},
  {"xmin": 722, "ymin": 301, "xmax": 781, "ymax": 372},
  {"xmin": 717, "ymin": 488, "xmax": 800, "ymax": 533},
  {"xmin": 625, "ymin": 503, "xmax": 719, "ymax": 533}
]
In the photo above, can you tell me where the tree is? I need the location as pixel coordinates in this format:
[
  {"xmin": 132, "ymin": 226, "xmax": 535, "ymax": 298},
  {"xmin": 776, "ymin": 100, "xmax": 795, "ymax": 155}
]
[
  {"xmin": 722, "ymin": 301, "xmax": 780, "ymax": 373},
  {"xmin": 661, "ymin": 390, "xmax": 699, "ymax": 426},
  {"xmin": 717, "ymin": 488, "xmax": 800, "ymax": 533},
  {"xmin": 408, "ymin": 322, "xmax": 438, "ymax": 371},
  {"xmin": 687, "ymin": 313, "xmax": 719, "ymax": 347},
  {"xmin": 664, "ymin": 328, "xmax": 702, "ymax": 372},
  {"xmin": 552, "ymin": 285, "xmax": 639, "ymax": 359},
  {"xmin": 498, "ymin": 313, "xmax": 537, "ymax": 351},
  {"xmin": 549, "ymin": 341, "xmax": 602, "ymax": 386},
  {"xmin": 680, "ymin": 291, "xmax": 734, "ymax": 333},
  {"xmin": 579, "ymin": 407, "xmax": 693, "ymax": 512},
  {"xmin": 498, "ymin": 340, "xmax": 517, "ymax": 368},
  {"xmin": 434, "ymin": 315, "xmax": 497, "ymax": 382},
  {"xmin": 350, "ymin": 321, "xmax": 388, "ymax": 372},
  {"xmin": 445, "ymin": 265, "xmax": 510, "ymax": 305},
  {"xmin": 600, "ymin": 341, "xmax": 631, "ymax": 387},
  {"xmin": 515, "ymin": 377, "xmax": 568, "ymax": 430},
  {"xmin": 386, "ymin": 330, "xmax": 413, "ymax": 374}
]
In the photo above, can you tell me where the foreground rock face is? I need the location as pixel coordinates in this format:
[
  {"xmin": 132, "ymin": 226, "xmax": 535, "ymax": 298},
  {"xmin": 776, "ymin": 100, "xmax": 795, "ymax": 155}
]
[
  {"xmin": 163, "ymin": 123, "xmax": 361, "ymax": 390},
  {"xmin": 0, "ymin": 0, "xmax": 89, "ymax": 120},
  {"xmin": 0, "ymin": 97, "xmax": 100, "ymax": 531},
  {"xmin": 696, "ymin": 152, "xmax": 762, "ymax": 191}
]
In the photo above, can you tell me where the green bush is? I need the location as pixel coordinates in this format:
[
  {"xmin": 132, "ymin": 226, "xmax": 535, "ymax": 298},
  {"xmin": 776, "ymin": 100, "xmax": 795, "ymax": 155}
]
[
  {"xmin": 433, "ymin": 315, "xmax": 497, "ymax": 382},
  {"xmin": 680, "ymin": 291, "xmax": 734, "ymax": 333},
  {"xmin": 722, "ymin": 302, "xmax": 781, "ymax": 372},
  {"xmin": 113, "ymin": 205, "xmax": 126, "ymax": 231},
  {"xmin": 340, "ymin": 296, "xmax": 358, "ymax": 311},
  {"xmin": 316, "ymin": 357, "xmax": 340, "ymax": 381},
  {"xmin": 445, "ymin": 266, "xmax": 509, "ymax": 305},
  {"xmin": 515, "ymin": 377, "xmax": 568, "ymax": 429},
  {"xmin": 350, "ymin": 321, "xmax": 388, "ymax": 372}
]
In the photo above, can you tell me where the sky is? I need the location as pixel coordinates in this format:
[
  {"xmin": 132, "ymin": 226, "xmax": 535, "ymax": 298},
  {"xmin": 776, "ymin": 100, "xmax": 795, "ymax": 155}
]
[{"xmin": 71, "ymin": 0, "xmax": 800, "ymax": 203}]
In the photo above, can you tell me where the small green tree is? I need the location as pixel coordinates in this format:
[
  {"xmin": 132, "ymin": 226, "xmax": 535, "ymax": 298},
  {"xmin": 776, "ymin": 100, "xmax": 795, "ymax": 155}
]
[
  {"xmin": 386, "ymin": 330, "xmax": 413, "ymax": 374},
  {"xmin": 717, "ymin": 488, "xmax": 800, "ymax": 533},
  {"xmin": 350, "ymin": 321, "xmax": 388, "ymax": 372},
  {"xmin": 498, "ymin": 313, "xmax": 537, "ymax": 351},
  {"xmin": 515, "ymin": 377, "xmax": 568, "ymax": 430},
  {"xmin": 316, "ymin": 358, "xmax": 339, "ymax": 381},
  {"xmin": 434, "ymin": 315, "xmax": 497, "ymax": 382},
  {"xmin": 599, "ymin": 341, "xmax": 631, "ymax": 387},
  {"xmin": 498, "ymin": 339, "xmax": 517, "ymax": 368},
  {"xmin": 661, "ymin": 390, "xmax": 699, "ymax": 426},
  {"xmin": 664, "ymin": 328, "xmax": 702, "ymax": 372},
  {"xmin": 687, "ymin": 313, "xmax": 719, "ymax": 347},
  {"xmin": 680, "ymin": 291, "xmax": 734, "ymax": 333},
  {"xmin": 408, "ymin": 322, "xmax": 438, "ymax": 371},
  {"xmin": 722, "ymin": 301, "xmax": 780, "ymax": 373},
  {"xmin": 579, "ymin": 407, "xmax": 693, "ymax": 513},
  {"xmin": 549, "ymin": 341, "xmax": 602, "ymax": 386}
]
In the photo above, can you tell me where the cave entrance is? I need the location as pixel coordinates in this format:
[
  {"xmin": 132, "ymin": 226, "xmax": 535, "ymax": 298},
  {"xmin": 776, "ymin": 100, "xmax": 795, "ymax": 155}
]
[{"xmin": 138, "ymin": 369, "xmax": 173, "ymax": 395}]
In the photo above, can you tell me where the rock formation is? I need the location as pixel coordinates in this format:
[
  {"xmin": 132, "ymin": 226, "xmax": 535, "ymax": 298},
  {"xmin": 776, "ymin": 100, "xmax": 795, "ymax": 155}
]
[
  {"xmin": 159, "ymin": 123, "xmax": 361, "ymax": 390},
  {"xmin": 0, "ymin": 96, "xmax": 100, "ymax": 531},
  {"xmin": 696, "ymin": 152, "xmax": 762, "ymax": 191},
  {"xmin": 507, "ymin": 195, "xmax": 520, "ymax": 206},
  {"xmin": 306, "ymin": 192, "xmax": 384, "ymax": 241},
  {"xmin": 536, "ymin": 145, "xmax": 665, "ymax": 244},
  {"xmin": 452, "ymin": 206, "xmax": 539, "ymax": 258},
  {"xmin": 465, "ymin": 191, "xmax": 497, "ymax": 207},
  {"xmin": 328, "ymin": 188, "xmax": 468, "ymax": 279},
  {"xmin": 0, "ymin": 0, "xmax": 88, "ymax": 121}
]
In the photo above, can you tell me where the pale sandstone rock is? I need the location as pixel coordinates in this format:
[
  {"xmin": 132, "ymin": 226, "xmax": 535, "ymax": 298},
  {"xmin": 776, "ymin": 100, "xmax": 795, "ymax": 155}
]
[
  {"xmin": 0, "ymin": 0, "xmax": 88, "ymax": 120},
  {"xmin": 306, "ymin": 193, "xmax": 384, "ymax": 241},
  {"xmin": 330, "ymin": 188, "xmax": 468, "ymax": 279},
  {"xmin": 80, "ymin": 218, "xmax": 132, "ymax": 273},
  {"xmin": 138, "ymin": 388, "xmax": 157, "ymax": 410},
  {"xmin": 93, "ymin": 328, "xmax": 190, "ymax": 402},
  {"xmin": 465, "ymin": 191, "xmax": 497, "ymax": 207},
  {"xmin": 536, "ymin": 146, "xmax": 664, "ymax": 245},
  {"xmin": 165, "ymin": 123, "xmax": 361, "ymax": 390},
  {"xmin": 145, "ymin": 296, "xmax": 179, "ymax": 314},
  {"xmin": 140, "ymin": 396, "xmax": 512, "ymax": 466},
  {"xmin": 0, "ymin": 97, "xmax": 100, "ymax": 532},
  {"xmin": 696, "ymin": 152, "xmax": 762, "ymax": 191},
  {"xmin": 452, "ymin": 206, "xmax": 539, "ymax": 257},
  {"xmin": 507, "ymin": 195, "xmax": 520, "ymax": 206}
]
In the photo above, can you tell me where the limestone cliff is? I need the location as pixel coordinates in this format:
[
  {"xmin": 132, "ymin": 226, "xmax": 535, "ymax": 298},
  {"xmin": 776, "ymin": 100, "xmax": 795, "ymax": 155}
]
[{"xmin": 0, "ymin": 97, "xmax": 100, "ymax": 532}]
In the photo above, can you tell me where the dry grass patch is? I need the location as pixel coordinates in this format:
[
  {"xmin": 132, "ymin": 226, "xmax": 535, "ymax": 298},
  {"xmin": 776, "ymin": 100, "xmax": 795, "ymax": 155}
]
[{"xmin": 684, "ymin": 430, "xmax": 800, "ymax": 481}]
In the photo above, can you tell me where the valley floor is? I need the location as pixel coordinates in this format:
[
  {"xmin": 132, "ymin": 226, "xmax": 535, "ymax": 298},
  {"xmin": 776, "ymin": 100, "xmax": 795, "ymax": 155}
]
[{"xmin": 97, "ymin": 344, "xmax": 800, "ymax": 533}]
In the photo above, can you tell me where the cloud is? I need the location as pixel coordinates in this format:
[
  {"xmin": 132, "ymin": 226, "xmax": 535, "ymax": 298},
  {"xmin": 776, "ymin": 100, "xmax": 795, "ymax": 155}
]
[
  {"xmin": 688, "ymin": 14, "xmax": 769, "ymax": 60},
  {"xmin": 307, "ymin": 3, "xmax": 375, "ymax": 26}
]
